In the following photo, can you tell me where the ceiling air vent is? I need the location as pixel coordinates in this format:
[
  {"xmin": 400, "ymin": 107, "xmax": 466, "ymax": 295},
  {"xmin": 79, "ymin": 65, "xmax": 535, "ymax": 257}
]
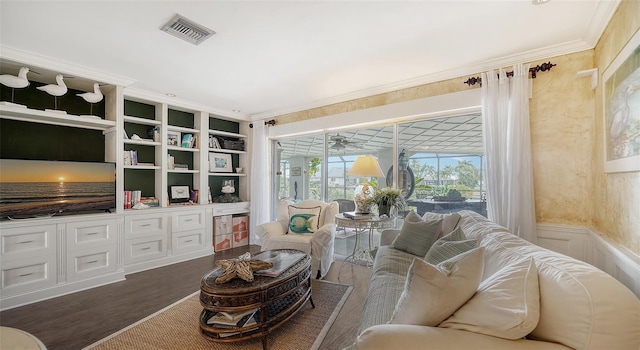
[{"xmin": 161, "ymin": 14, "xmax": 215, "ymax": 46}]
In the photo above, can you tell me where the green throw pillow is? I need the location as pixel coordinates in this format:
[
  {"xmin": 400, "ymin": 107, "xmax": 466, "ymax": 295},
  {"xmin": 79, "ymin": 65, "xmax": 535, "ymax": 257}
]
[
  {"xmin": 424, "ymin": 227, "xmax": 477, "ymax": 265},
  {"xmin": 287, "ymin": 205, "xmax": 321, "ymax": 234},
  {"xmin": 289, "ymin": 213, "xmax": 318, "ymax": 234},
  {"xmin": 392, "ymin": 212, "xmax": 442, "ymax": 256}
]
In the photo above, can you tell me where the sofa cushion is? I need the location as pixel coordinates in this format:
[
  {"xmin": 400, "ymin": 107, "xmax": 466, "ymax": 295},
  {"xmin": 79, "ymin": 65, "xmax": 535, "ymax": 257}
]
[
  {"xmin": 440, "ymin": 256, "xmax": 540, "ymax": 339},
  {"xmin": 392, "ymin": 211, "xmax": 442, "ymax": 256},
  {"xmin": 422, "ymin": 212, "xmax": 462, "ymax": 238},
  {"xmin": 287, "ymin": 205, "xmax": 321, "ymax": 233},
  {"xmin": 424, "ymin": 227, "xmax": 476, "ymax": 264},
  {"xmin": 388, "ymin": 247, "xmax": 484, "ymax": 326}
]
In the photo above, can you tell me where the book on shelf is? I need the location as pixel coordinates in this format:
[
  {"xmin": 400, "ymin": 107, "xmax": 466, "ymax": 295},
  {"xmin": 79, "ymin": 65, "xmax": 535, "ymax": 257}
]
[
  {"xmin": 343, "ymin": 211, "xmax": 373, "ymax": 220},
  {"xmin": 209, "ymin": 135, "xmax": 221, "ymax": 149},
  {"xmin": 254, "ymin": 250, "xmax": 306, "ymax": 277},
  {"xmin": 136, "ymin": 162, "xmax": 155, "ymax": 167},
  {"xmin": 123, "ymin": 151, "xmax": 132, "ymax": 166},
  {"xmin": 173, "ymin": 163, "xmax": 189, "ymax": 170},
  {"xmin": 124, "ymin": 150, "xmax": 138, "ymax": 166},
  {"xmin": 139, "ymin": 197, "xmax": 159, "ymax": 207},
  {"xmin": 181, "ymin": 133, "xmax": 193, "ymax": 148}
]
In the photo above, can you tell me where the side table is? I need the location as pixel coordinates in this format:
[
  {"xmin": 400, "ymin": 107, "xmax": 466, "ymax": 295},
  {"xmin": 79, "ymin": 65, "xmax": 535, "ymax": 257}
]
[{"xmin": 335, "ymin": 213, "xmax": 394, "ymax": 276}]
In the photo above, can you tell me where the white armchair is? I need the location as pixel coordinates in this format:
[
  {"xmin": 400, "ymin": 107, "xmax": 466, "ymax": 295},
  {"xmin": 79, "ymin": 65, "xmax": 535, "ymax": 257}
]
[{"xmin": 254, "ymin": 199, "xmax": 339, "ymax": 278}]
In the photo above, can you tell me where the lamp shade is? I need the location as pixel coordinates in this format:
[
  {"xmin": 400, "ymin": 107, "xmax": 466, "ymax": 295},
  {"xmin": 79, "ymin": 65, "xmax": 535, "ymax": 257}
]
[{"xmin": 348, "ymin": 155, "xmax": 384, "ymax": 178}]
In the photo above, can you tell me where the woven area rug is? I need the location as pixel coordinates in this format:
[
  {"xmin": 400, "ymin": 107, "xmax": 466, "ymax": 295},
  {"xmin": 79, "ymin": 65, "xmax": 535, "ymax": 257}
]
[{"xmin": 84, "ymin": 279, "xmax": 352, "ymax": 350}]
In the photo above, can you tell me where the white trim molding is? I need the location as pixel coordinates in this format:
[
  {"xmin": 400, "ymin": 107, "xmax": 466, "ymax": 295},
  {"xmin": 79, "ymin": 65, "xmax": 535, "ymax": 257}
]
[{"xmin": 537, "ymin": 223, "xmax": 640, "ymax": 298}]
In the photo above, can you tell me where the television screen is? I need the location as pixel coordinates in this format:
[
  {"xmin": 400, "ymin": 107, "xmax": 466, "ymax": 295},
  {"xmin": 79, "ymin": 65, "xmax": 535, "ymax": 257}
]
[{"xmin": 0, "ymin": 159, "xmax": 116, "ymax": 220}]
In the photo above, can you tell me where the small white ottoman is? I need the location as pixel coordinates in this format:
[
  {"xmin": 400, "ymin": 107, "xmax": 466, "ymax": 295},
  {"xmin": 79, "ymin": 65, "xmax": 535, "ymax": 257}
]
[{"xmin": 0, "ymin": 326, "xmax": 47, "ymax": 350}]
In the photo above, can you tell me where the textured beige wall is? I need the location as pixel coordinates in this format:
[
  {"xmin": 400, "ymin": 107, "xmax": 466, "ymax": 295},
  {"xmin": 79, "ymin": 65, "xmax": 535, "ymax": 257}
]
[
  {"xmin": 274, "ymin": 1, "xmax": 640, "ymax": 255},
  {"xmin": 593, "ymin": 0, "xmax": 640, "ymax": 255},
  {"xmin": 529, "ymin": 51, "xmax": 595, "ymax": 226}
]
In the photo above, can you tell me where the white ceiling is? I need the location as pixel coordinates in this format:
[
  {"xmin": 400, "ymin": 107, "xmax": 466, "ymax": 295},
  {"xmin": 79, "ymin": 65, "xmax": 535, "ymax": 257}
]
[{"xmin": 0, "ymin": 1, "xmax": 618, "ymax": 120}]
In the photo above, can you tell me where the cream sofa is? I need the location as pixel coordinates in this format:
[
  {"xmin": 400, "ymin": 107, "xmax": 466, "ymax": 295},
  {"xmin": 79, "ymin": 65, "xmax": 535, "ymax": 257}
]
[{"xmin": 353, "ymin": 210, "xmax": 640, "ymax": 350}]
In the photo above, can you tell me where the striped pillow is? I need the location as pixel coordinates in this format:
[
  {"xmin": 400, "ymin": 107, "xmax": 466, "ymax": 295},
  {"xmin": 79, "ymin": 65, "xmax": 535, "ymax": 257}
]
[
  {"xmin": 424, "ymin": 227, "xmax": 477, "ymax": 264},
  {"xmin": 392, "ymin": 211, "xmax": 442, "ymax": 256}
]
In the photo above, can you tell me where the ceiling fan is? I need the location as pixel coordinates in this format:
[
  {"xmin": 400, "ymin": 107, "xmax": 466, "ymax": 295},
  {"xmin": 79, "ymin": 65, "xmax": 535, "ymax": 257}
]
[{"xmin": 328, "ymin": 134, "xmax": 364, "ymax": 151}]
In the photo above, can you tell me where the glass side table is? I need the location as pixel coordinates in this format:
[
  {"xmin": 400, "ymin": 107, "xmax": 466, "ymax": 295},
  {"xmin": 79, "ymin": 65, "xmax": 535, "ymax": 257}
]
[{"xmin": 335, "ymin": 213, "xmax": 394, "ymax": 278}]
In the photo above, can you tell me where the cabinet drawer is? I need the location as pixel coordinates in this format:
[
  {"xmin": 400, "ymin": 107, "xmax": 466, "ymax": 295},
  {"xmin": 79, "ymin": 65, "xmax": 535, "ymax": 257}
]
[
  {"xmin": 66, "ymin": 219, "xmax": 117, "ymax": 251},
  {"xmin": 172, "ymin": 229, "xmax": 205, "ymax": 255},
  {"xmin": 172, "ymin": 210, "xmax": 205, "ymax": 231},
  {"xmin": 66, "ymin": 246, "xmax": 117, "ymax": 282},
  {"xmin": 124, "ymin": 236, "xmax": 168, "ymax": 264},
  {"xmin": 125, "ymin": 214, "xmax": 167, "ymax": 239},
  {"xmin": 1, "ymin": 224, "xmax": 56, "ymax": 260},
  {"xmin": 212, "ymin": 202, "xmax": 250, "ymax": 216},
  {"xmin": 1, "ymin": 255, "xmax": 56, "ymax": 296}
]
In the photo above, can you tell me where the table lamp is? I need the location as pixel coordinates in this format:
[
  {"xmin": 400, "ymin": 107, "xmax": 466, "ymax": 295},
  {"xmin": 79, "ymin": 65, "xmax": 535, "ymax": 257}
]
[{"xmin": 348, "ymin": 155, "xmax": 384, "ymax": 214}]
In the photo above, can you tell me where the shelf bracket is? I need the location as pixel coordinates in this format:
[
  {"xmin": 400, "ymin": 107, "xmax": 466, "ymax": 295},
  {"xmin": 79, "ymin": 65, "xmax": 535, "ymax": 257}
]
[{"xmin": 576, "ymin": 68, "xmax": 598, "ymax": 90}]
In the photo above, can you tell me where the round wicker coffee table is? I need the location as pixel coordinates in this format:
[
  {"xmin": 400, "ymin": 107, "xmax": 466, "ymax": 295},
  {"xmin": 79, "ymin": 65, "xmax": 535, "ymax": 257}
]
[{"xmin": 199, "ymin": 249, "xmax": 313, "ymax": 350}]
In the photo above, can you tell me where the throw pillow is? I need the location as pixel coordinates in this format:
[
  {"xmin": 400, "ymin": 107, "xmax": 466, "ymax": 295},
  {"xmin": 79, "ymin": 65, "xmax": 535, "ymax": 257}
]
[
  {"xmin": 388, "ymin": 247, "xmax": 485, "ymax": 326},
  {"xmin": 288, "ymin": 205, "xmax": 321, "ymax": 234},
  {"xmin": 424, "ymin": 227, "xmax": 476, "ymax": 265},
  {"xmin": 423, "ymin": 212, "xmax": 462, "ymax": 238},
  {"xmin": 439, "ymin": 257, "xmax": 540, "ymax": 340},
  {"xmin": 392, "ymin": 211, "xmax": 442, "ymax": 256}
]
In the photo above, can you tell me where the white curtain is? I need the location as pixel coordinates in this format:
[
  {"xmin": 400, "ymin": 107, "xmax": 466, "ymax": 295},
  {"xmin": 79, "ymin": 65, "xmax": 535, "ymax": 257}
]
[
  {"xmin": 481, "ymin": 64, "xmax": 537, "ymax": 243},
  {"xmin": 250, "ymin": 121, "xmax": 271, "ymax": 244}
]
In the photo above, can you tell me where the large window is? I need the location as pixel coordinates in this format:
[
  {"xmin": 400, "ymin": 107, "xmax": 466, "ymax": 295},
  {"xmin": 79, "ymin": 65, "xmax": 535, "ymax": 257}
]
[
  {"xmin": 398, "ymin": 114, "xmax": 486, "ymax": 216},
  {"xmin": 273, "ymin": 113, "xmax": 486, "ymax": 217}
]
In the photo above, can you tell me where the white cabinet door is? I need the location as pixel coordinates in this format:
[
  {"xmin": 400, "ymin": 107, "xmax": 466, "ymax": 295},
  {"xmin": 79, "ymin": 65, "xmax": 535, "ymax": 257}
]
[
  {"xmin": 66, "ymin": 218, "xmax": 117, "ymax": 252},
  {"xmin": 1, "ymin": 224, "xmax": 56, "ymax": 261},
  {"xmin": 66, "ymin": 245, "xmax": 118, "ymax": 282},
  {"xmin": 124, "ymin": 236, "xmax": 168, "ymax": 264},
  {"xmin": 124, "ymin": 213, "xmax": 167, "ymax": 239},
  {"xmin": 1, "ymin": 255, "xmax": 57, "ymax": 296},
  {"xmin": 172, "ymin": 229, "xmax": 205, "ymax": 255},
  {"xmin": 171, "ymin": 210, "xmax": 205, "ymax": 232}
]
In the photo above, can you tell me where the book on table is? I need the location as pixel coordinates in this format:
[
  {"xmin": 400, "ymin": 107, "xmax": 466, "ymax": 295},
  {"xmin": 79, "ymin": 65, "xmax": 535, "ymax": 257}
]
[
  {"xmin": 207, "ymin": 308, "xmax": 258, "ymax": 328},
  {"xmin": 343, "ymin": 211, "xmax": 373, "ymax": 220},
  {"xmin": 253, "ymin": 250, "xmax": 306, "ymax": 277}
]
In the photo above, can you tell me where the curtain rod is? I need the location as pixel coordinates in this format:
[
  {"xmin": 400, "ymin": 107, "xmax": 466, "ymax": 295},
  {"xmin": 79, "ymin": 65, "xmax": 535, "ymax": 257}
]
[
  {"xmin": 463, "ymin": 62, "xmax": 556, "ymax": 86},
  {"xmin": 249, "ymin": 119, "xmax": 276, "ymax": 128}
]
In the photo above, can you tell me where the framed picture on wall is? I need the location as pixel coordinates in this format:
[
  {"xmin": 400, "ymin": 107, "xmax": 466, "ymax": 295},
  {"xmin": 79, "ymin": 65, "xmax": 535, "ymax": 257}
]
[
  {"xmin": 602, "ymin": 29, "xmax": 640, "ymax": 173},
  {"xmin": 209, "ymin": 152, "xmax": 232, "ymax": 172},
  {"xmin": 291, "ymin": 167, "xmax": 301, "ymax": 176}
]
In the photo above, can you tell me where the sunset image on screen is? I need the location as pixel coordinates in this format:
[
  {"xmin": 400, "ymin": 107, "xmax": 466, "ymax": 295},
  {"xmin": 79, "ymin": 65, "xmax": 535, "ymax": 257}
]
[{"xmin": 0, "ymin": 159, "xmax": 115, "ymax": 183}]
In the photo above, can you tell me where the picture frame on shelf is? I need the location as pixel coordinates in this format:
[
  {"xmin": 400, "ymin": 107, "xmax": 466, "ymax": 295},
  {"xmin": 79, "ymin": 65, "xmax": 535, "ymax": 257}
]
[
  {"xmin": 602, "ymin": 29, "xmax": 640, "ymax": 173},
  {"xmin": 169, "ymin": 185, "xmax": 191, "ymax": 203},
  {"xmin": 167, "ymin": 130, "xmax": 180, "ymax": 147},
  {"xmin": 209, "ymin": 152, "xmax": 232, "ymax": 172}
]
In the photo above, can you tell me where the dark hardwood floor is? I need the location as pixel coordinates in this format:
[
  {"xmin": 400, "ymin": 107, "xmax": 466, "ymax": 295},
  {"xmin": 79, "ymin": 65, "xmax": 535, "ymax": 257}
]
[{"xmin": 0, "ymin": 245, "xmax": 371, "ymax": 350}]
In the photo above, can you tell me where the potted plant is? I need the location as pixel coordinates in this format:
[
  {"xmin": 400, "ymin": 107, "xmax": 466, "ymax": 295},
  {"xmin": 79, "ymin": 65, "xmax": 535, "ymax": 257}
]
[{"xmin": 375, "ymin": 187, "xmax": 407, "ymax": 217}]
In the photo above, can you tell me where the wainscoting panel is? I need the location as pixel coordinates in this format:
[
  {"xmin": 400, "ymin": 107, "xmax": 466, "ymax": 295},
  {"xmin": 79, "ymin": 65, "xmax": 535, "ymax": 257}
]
[{"xmin": 536, "ymin": 223, "xmax": 640, "ymax": 299}]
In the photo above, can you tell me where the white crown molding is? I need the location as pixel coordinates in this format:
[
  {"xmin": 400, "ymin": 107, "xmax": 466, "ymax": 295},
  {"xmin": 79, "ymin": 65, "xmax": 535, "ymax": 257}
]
[
  {"xmin": 251, "ymin": 39, "xmax": 594, "ymax": 120},
  {"xmin": 0, "ymin": 46, "xmax": 136, "ymax": 87},
  {"xmin": 584, "ymin": 0, "xmax": 621, "ymax": 47},
  {"xmin": 124, "ymin": 87, "xmax": 251, "ymax": 122}
]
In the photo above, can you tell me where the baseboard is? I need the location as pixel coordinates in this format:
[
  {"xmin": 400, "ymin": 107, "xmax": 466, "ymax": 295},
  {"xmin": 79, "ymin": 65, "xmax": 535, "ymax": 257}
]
[
  {"xmin": 537, "ymin": 223, "xmax": 640, "ymax": 298},
  {"xmin": 0, "ymin": 270, "xmax": 126, "ymax": 311}
]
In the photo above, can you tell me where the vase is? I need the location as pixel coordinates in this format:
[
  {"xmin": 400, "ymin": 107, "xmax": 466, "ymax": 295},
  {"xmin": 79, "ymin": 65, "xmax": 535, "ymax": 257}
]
[{"xmin": 378, "ymin": 200, "xmax": 391, "ymax": 217}]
